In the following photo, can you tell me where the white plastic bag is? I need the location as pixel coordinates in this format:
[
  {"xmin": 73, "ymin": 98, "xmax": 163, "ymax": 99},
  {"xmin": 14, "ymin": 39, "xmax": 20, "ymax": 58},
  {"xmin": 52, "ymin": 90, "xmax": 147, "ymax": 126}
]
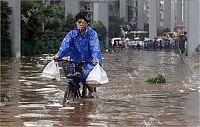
[
  {"xmin": 42, "ymin": 60, "xmax": 60, "ymax": 81},
  {"xmin": 86, "ymin": 64, "xmax": 109, "ymax": 86}
]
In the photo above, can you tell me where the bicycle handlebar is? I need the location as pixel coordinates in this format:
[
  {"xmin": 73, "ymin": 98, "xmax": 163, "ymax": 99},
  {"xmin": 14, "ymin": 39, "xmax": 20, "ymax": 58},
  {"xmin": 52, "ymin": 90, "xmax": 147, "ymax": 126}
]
[{"xmin": 56, "ymin": 59, "xmax": 91, "ymax": 64}]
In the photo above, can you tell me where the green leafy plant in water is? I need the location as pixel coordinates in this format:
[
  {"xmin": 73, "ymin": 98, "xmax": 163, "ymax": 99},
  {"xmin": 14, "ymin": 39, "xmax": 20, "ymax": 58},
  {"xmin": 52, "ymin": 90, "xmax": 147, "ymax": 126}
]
[{"xmin": 145, "ymin": 74, "xmax": 166, "ymax": 84}]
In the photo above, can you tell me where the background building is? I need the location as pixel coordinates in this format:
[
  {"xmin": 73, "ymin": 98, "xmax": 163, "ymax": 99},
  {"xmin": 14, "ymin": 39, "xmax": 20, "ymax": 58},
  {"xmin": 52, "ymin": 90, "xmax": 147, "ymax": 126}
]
[{"xmin": 6, "ymin": 0, "xmax": 200, "ymax": 57}]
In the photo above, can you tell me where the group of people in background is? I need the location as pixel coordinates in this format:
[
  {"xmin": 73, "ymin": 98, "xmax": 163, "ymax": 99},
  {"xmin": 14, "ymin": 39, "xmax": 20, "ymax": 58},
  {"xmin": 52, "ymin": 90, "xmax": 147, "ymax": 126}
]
[
  {"xmin": 109, "ymin": 32, "xmax": 187, "ymax": 54},
  {"xmin": 152, "ymin": 33, "xmax": 187, "ymax": 54}
]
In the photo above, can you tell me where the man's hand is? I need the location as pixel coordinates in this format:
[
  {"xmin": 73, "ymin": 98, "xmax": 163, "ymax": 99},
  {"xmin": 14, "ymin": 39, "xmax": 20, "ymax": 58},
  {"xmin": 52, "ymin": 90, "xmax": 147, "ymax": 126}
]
[
  {"xmin": 92, "ymin": 59, "xmax": 99, "ymax": 65},
  {"xmin": 53, "ymin": 54, "xmax": 59, "ymax": 61}
]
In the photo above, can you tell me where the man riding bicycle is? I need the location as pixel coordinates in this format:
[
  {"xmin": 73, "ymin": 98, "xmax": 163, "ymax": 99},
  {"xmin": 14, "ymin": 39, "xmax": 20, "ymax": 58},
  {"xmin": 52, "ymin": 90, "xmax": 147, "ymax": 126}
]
[{"xmin": 53, "ymin": 11, "xmax": 102, "ymax": 98}]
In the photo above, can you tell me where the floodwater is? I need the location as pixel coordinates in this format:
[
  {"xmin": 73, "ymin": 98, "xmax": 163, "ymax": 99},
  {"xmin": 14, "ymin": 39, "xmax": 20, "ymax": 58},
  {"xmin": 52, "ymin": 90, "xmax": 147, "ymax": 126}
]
[{"xmin": 1, "ymin": 49, "xmax": 200, "ymax": 127}]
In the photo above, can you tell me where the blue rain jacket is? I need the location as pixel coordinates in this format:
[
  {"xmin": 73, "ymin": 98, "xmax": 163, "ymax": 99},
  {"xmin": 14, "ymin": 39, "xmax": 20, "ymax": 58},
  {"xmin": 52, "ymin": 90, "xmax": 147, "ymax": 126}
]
[{"xmin": 57, "ymin": 26, "xmax": 102, "ymax": 83}]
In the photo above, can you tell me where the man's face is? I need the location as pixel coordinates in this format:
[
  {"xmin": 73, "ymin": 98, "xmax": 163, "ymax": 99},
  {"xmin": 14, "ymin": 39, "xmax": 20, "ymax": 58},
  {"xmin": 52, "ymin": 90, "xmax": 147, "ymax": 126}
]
[{"xmin": 76, "ymin": 19, "xmax": 88, "ymax": 31}]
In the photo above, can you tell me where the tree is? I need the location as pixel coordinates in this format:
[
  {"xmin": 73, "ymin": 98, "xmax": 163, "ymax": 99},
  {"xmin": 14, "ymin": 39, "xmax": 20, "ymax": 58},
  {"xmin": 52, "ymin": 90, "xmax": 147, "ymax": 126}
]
[
  {"xmin": 1, "ymin": 1, "xmax": 11, "ymax": 42},
  {"xmin": 36, "ymin": 2, "xmax": 65, "ymax": 32},
  {"xmin": 1, "ymin": 1, "xmax": 12, "ymax": 56},
  {"xmin": 21, "ymin": 1, "xmax": 42, "ymax": 42},
  {"xmin": 20, "ymin": 1, "xmax": 66, "ymax": 55},
  {"xmin": 63, "ymin": 13, "xmax": 76, "ymax": 33},
  {"xmin": 92, "ymin": 21, "xmax": 107, "ymax": 50},
  {"xmin": 109, "ymin": 15, "xmax": 124, "ymax": 39},
  {"xmin": 21, "ymin": 1, "xmax": 66, "ymax": 42}
]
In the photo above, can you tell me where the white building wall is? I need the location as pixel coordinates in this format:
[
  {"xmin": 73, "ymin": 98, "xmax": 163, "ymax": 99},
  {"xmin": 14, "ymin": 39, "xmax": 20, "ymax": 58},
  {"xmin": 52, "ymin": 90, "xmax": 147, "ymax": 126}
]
[
  {"xmin": 183, "ymin": 0, "xmax": 188, "ymax": 31},
  {"xmin": 171, "ymin": 0, "xmax": 175, "ymax": 31},
  {"xmin": 187, "ymin": 0, "xmax": 200, "ymax": 55},
  {"xmin": 164, "ymin": 0, "xmax": 175, "ymax": 31},
  {"xmin": 149, "ymin": 0, "xmax": 157, "ymax": 39},
  {"xmin": 164, "ymin": 0, "xmax": 171, "ymax": 30},
  {"xmin": 137, "ymin": 0, "xmax": 145, "ymax": 30},
  {"xmin": 65, "ymin": 0, "xmax": 80, "ymax": 17},
  {"xmin": 93, "ymin": 3, "xmax": 109, "ymax": 49},
  {"xmin": 156, "ymin": 0, "xmax": 160, "ymax": 29},
  {"xmin": 176, "ymin": 0, "xmax": 183, "ymax": 25},
  {"xmin": 120, "ymin": 0, "xmax": 127, "ymax": 20}
]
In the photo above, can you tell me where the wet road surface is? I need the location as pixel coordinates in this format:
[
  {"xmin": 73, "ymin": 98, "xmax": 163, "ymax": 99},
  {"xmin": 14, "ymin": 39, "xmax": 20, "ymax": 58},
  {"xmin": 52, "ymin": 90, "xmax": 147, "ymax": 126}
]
[{"xmin": 1, "ymin": 49, "xmax": 200, "ymax": 127}]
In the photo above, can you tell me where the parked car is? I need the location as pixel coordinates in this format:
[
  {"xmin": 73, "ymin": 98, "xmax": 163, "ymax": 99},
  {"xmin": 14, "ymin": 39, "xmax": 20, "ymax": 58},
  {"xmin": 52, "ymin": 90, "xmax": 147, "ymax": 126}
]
[
  {"xmin": 128, "ymin": 37, "xmax": 143, "ymax": 48},
  {"xmin": 111, "ymin": 38, "xmax": 121, "ymax": 46},
  {"xmin": 110, "ymin": 37, "xmax": 123, "ymax": 50}
]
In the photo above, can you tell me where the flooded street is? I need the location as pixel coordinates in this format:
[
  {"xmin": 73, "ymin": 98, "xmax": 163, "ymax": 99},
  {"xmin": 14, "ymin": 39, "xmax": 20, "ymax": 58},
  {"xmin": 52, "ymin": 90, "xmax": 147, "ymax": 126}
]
[{"xmin": 1, "ymin": 49, "xmax": 200, "ymax": 127}]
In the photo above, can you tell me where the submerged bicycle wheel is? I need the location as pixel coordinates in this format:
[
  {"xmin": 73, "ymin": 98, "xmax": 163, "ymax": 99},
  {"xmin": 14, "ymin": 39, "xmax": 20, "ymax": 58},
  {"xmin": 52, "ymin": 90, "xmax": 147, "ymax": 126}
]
[{"xmin": 62, "ymin": 84, "xmax": 82, "ymax": 106}]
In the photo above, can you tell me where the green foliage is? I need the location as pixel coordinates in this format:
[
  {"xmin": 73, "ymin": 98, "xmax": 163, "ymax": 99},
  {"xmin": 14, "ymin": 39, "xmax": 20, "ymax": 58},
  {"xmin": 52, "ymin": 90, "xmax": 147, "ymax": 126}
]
[
  {"xmin": 92, "ymin": 21, "xmax": 107, "ymax": 50},
  {"xmin": 21, "ymin": 39, "xmax": 60, "ymax": 56},
  {"xmin": 145, "ymin": 74, "xmax": 166, "ymax": 84},
  {"xmin": 1, "ymin": 1, "xmax": 12, "ymax": 41},
  {"xmin": 36, "ymin": 2, "xmax": 65, "ymax": 31},
  {"xmin": 21, "ymin": 1, "xmax": 42, "ymax": 41},
  {"xmin": 1, "ymin": 39, "xmax": 12, "ymax": 57},
  {"xmin": 3, "ymin": 1, "xmax": 110, "ymax": 56},
  {"xmin": 21, "ymin": 41, "xmax": 37, "ymax": 56},
  {"xmin": 63, "ymin": 14, "xmax": 76, "ymax": 32},
  {"xmin": 21, "ymin": 1, "xmax": 66, "ymax": 42},
  {"xmin": 1, "ymin": 1, "xmax": 12, "ymax": 57},
  {"xmin": 109, "ymin": 15, "xmax": 124, "ymax": 39},
  {"xmin": 21, "ymin": 1, "xmax": 42, "ymax": 42},
  {"xmin": 20, "ymin": 2, "xmax": 67, "ymax": 55}
]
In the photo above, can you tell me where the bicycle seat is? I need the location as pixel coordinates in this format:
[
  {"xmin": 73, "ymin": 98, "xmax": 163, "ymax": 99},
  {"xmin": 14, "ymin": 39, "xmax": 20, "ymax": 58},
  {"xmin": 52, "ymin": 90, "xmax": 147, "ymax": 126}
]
[
  {"xmin": 67, "ymin": 73, "xmax": 74, "ymax": 78},
  {"xmin": 74, "ymin": 72, "xmax": 81, "ymax": 77},
  {"xmin": 67, "ymin": 72, "xmax": 82, "ymax": 78}
]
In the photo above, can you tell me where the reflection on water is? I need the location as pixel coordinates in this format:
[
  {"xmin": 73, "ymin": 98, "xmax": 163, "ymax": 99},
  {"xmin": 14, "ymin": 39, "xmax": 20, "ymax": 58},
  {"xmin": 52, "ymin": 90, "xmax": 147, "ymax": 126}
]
[{"xmin": 1, "ymin": 50, "xmax": 199, "ymax": 127}]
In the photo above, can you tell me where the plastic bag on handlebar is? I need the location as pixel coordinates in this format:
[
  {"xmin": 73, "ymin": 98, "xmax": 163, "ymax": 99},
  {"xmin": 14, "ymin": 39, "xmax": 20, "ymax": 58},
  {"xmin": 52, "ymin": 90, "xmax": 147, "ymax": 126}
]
[
  {"xmin": 42, "ymin": 60, "xmax": 60, "ymax": 81},
  {"xmin": 86, "ymin": 64, "xmax": 108, "ymax": 86}
]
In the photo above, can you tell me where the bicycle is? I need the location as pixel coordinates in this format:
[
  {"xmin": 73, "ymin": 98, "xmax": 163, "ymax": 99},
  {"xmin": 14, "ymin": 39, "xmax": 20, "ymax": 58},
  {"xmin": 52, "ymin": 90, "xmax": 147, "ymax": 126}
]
[{"xmin": 59, "ymin": 59, "xmax": 88, "ymax": 106}]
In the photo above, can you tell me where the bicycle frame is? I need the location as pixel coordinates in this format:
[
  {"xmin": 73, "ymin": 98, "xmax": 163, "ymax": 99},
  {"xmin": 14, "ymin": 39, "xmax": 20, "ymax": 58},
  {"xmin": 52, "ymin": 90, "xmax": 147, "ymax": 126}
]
[{"xmin": 60, "ymin": 60, "xmax": 87, "ymax": 106}]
